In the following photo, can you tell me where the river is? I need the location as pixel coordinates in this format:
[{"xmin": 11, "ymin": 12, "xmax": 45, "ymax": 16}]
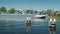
[{"xmin": 0, "ymin": 14, "xmax": 60, "ymax": 34}]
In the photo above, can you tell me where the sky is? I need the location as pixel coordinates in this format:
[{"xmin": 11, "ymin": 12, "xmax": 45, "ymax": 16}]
[{"xmin": 0, "ymin": 0, "xmax": 60, "ymax": 11}]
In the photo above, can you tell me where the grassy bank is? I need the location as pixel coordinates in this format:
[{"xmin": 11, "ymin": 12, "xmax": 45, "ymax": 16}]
[{"xmin": 48, "ymin": 15, "xmax": 60, "ymax": 19}]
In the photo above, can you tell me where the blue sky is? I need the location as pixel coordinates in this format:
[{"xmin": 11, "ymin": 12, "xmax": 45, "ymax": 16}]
[{"xmin": 0, "ymin": 0, "xmax": 60, "ymax": 11}]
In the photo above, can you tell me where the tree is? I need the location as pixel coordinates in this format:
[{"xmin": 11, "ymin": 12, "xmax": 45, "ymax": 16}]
[
  {"xmin": 0, "ymin": 7, "xmax": 7, "ymax": 13},
  {"xmin": 41, "ymin": 10, "xmax": 47, "ymax": 15},
  {"xmin": 17, "ymin": 10, "xmax": 22, "ymax": 14},
  {"xmin": 25, "ymin": 9, "xmax": 30, "ymax": 14},
  {"xmin": 47, "ymin": 9, "xmax": 53, "ymax": 16},
  {"xmin": 25, "ymin": 9, "xmax": 34, "ymax": 14},
  {"xmin": 34, "ymin": 10, "xmax": 37, "ymax": 14},
  {"xmin": 8, "ymin": 8, "xmax": 16, "ymax": 14},
  {"xmin": 0, "ymin": 7, "xmax": 1, "ymax": 14}
]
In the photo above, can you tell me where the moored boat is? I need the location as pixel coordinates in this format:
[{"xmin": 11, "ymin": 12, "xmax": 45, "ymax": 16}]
[{"xmin": 34, "ymin": 15, "xmax": 48, "ymax": 19}]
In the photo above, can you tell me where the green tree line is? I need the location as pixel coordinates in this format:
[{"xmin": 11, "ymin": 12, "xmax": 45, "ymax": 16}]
[
  {"xmin": 0, "ymin": 7, "xmax": 60, "ymax": 18},
  {"xmin": 0, "ymin": 7, "xmax": 16, "ymax": 14}
]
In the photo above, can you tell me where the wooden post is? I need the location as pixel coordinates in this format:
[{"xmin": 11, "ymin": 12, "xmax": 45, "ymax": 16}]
[
  {"xmin": 26, "ymin": 17, "xmax": 31, "ymax": 27},
  {"xmin": 48, "ymin": 18, "xmax": 52, "ymax": 27},
  {"xmin": 26, "ymin": 17, "xmax": 31, "ymax": 31},
  {"xmin": 48, "ymin": 18, "xmax": 56, "ymax": 34}
]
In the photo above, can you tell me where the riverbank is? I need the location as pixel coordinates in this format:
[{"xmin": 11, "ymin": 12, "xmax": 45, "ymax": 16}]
[{"xmin": 47, "ymin": 15, "xmax": 60, "ymax": 19}]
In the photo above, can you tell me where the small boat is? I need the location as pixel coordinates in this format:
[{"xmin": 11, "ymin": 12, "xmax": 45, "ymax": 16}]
[{"xmin": 34, "ymin": 15, "xmax": 47, "ymax": 19}]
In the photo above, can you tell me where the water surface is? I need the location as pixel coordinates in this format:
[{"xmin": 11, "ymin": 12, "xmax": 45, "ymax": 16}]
[{"xmin": 0, "ymin": 15, "xmax": 60, "ymax": 34}]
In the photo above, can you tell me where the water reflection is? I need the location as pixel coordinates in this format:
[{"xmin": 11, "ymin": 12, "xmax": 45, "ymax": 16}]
[
  {"xmin": 25, "ymin": 21, "xmax": 31, "ymax": 31},
  {"xmin": 0, "ymin": 17, "xmax": 60, "ymax": 34},
  {"xmin": 10, "ymin": 23, "xmax": 15, "ymax": 30},
  {"xmin": 48, "ymin": 26, "xmax": 56, "ymax": 34}
]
